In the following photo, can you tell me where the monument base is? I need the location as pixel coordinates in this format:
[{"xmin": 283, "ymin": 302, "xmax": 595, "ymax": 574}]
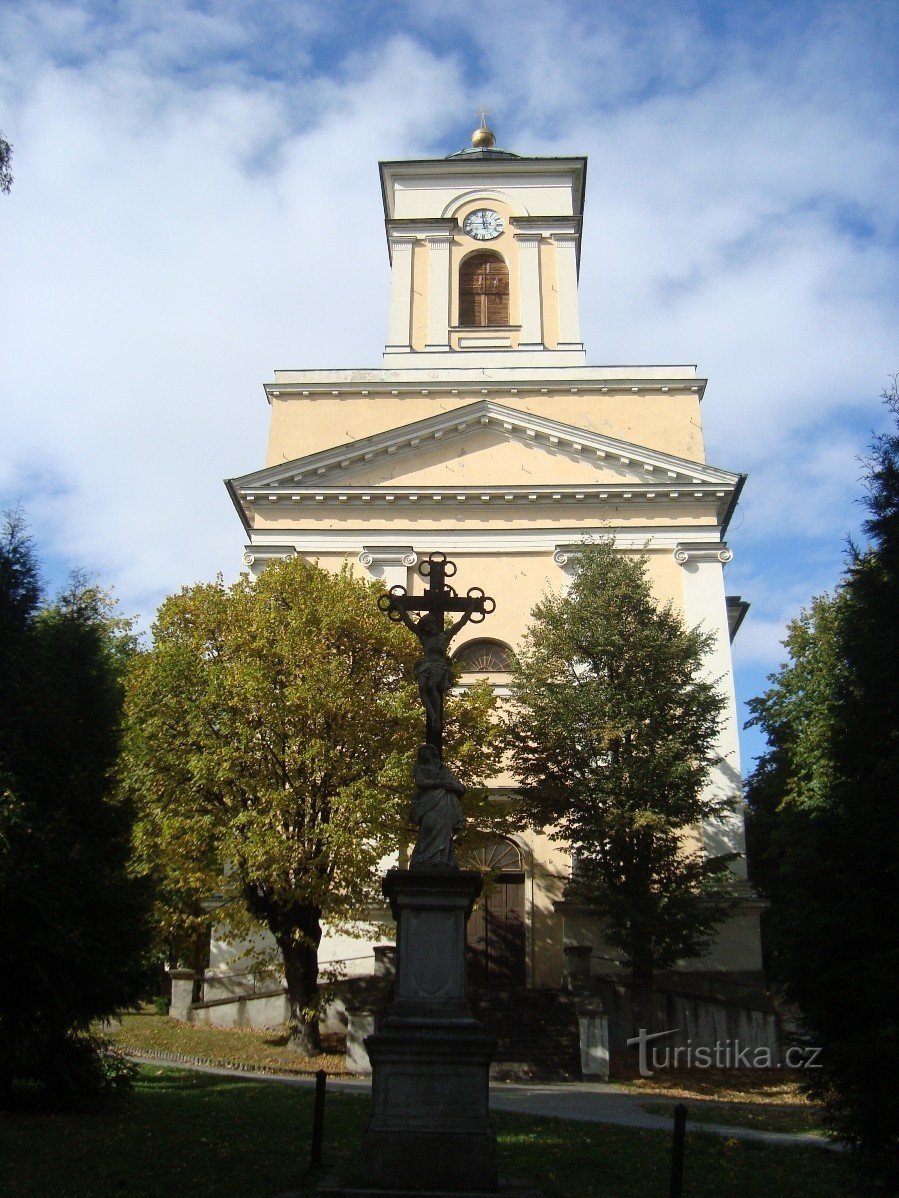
[
  {"xmin": 317, "ymin": 1182, "xmax": 543, "ymax": 1197},
  {"xmin": 361, "ymin": 869, "xmax": 498, "ymax": 1193},
  {"xmin": 363, "ymin": 1024, "xmax": 497, "ymax": 1191}
]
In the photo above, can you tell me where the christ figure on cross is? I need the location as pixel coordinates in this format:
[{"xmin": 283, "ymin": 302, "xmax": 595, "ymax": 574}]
[
  {"xmin": 378, "ymin": 553, "xmax": 495, "ymax": 757},
  {"xmin": 396, "ymin": 607, "xmax": 475, "ymax": 744}
]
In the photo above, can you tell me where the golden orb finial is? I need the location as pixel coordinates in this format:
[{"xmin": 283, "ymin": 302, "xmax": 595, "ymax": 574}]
[{"xmin": 471, "ymin": 105, "xmax": 495, "ymax": 149}]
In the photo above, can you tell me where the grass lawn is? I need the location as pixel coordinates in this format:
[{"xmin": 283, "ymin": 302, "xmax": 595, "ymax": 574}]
[
  {"xmin": 0, "ymin": 1066, "xmax": 853, "ymax": 1198},
  {"xmin": 610, "ymin": 1054, "xmax": 825, "ymax": 1134},
  {"xmin": 108, "ymin": 1011, "xmax": 829, "ymax": 1142},
  {"xmin": 610, "ymin": 1052, "xmax": 815, "ymax": 1103},
  {"xmin": 107, "ymin": 1009, "xmax": 347, "ymax": 1075},
  {"xmin": 640, "ymin": 1098, "xmax": 823, "ymax": 1136}
]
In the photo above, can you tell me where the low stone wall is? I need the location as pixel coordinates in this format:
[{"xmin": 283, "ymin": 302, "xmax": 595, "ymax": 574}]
[
  {"xmin": 168, "ymin": 947, "xmax": 397, "ymax": 1037},
  {"xmin": 595, "ymin": 977, "xmax": 782, "ymax": 1058},
  {"xmin": 190, "ymin": 989, "xmax": 291, "ymax": 1030}
]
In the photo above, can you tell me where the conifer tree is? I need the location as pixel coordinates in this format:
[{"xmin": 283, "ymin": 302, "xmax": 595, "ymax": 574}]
[
  {"xmin": 507, "ymin": 540, "xmax": 737, "ymax": 1031},
  {"xmin": 0, "ymin": 515, "xmax": 149, "ymax": 1102},
  {"xmin": 746, "ymin": 379, "xmax": 899, "ymax": 1190}
]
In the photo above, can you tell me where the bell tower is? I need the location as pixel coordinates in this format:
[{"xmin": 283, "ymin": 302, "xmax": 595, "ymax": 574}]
[
  {"xmin": 227, "ymin": 117, "xmax": 764, "ymax": 999},
  {"xmin": 380, "ymin": 118, "xmax": 587, "ymax": 368}
]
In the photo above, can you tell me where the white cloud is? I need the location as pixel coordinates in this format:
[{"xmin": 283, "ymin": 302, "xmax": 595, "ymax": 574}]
[
  {"xmin": 1, "ymin": 0, "xmax": 896, "ymax": 732},
  {"xmin": 0, "ymin": 15, "xmax": 465, "ymax": 624}
]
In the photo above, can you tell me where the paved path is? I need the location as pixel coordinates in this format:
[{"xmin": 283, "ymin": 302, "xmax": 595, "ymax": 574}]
[{"xmin": 131, "ymin": 1056, "xmax": 834, "ymax": 1150}]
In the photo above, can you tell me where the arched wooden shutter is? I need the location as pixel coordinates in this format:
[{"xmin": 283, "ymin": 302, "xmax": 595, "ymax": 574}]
[{"xmin": 459, "ymin": 253, "xmax": 509, "ymax": 327}]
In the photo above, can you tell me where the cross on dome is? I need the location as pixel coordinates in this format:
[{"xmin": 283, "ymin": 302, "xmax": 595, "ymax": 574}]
[{"xmin": 471, "ymin": 106, "xmax": 496, "ymax": 149}]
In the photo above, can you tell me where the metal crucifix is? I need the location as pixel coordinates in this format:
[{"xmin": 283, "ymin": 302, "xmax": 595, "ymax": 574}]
[{"xmin": 378, "ymin": 553, "xmax": 495, "ymax": 760}]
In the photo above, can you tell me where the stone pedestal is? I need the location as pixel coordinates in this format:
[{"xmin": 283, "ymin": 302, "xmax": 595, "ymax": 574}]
[
  {"xmin": 167, "ymin": 968, "xmax": 196, "ymax": 1021},
  {"xmin": 362, "ymin": 868, "xmax": 498, "ymax": 1193}
]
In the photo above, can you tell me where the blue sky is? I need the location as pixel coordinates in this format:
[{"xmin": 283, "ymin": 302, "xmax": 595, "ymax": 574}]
[{"xmin": 2, "ymin": 0, "xmax": 898, "ymax": 770}]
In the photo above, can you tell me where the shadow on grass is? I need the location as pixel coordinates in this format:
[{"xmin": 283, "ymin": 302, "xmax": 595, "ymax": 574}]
[{"xmin": 0, "ymin": 1067, "xmax": 855, "ymax": 1198}]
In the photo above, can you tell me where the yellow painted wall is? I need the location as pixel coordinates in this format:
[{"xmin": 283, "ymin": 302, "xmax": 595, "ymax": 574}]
[{"xmin": 265, "ymin": 391, "xmax": 707, "ymax": 467}]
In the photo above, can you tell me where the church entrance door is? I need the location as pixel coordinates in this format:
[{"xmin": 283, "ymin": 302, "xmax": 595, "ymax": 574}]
[{"xmin": 465, "ymin": 840, "xmax": 526, "ymax": 988}]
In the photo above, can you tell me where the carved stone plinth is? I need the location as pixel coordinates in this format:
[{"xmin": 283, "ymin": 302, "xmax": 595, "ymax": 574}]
[{"xmin": 362, "ymin": 869, "xmax": 498, "ymax": 1193}]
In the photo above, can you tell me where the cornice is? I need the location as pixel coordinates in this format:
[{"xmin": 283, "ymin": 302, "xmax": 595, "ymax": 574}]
[
  {"xmin": 265, "ymin": 373, "xmax": 707, "ymax": 402},
  {"xmin": 236, "ymin": 484, "xmax": 733, "ymax": 510},
  {"xmin": 387, "ymin": 218, "xmax": 456, "ymax": 234},
  {"xmin": 510, "ymin": 215, "xmax": 582, "ymax": 237},
  {"xmin": 379, "ymin": 156, "xmax": 588, "ymax": 222}
]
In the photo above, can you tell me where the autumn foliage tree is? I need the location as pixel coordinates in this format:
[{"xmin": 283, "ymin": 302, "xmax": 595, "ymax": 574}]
[{"xmin": 124, "ymin": 557, "xmax": 500, "ymax": 1054}]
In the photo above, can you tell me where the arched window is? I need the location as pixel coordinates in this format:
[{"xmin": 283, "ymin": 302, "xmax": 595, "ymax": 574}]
[
  {"xmin": 459, "ymin": 252, "xmax": 509, "ymax": 327},
  {"xmin": 453, "ymin": 638, "xmax": 516, "ymax": 674},
  {"xmin": 464, "ymin": 838, "xmax": 524, "ymax": 874}
]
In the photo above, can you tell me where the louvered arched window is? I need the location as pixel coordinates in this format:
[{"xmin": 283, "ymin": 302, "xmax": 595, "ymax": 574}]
[
  {"xmin": 453, "ymin": 639, "xmax": 516, "ymax": 675},
  {"xmin": 459, "ymin": 252, "xmax": 509, "ymax": 327}
]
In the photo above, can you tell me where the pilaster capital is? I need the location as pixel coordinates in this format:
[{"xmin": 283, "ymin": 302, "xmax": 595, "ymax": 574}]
[
  {"xmin": 553, "ymin": 543, "xmax": 585, "ymax": 568},
  {"xmin": 359, "ymin": 546, "xmax": 418, "ymax": 569},
  {"xmin": 673, "ymin": 542, "xmax": 733, "ymax": 565}
]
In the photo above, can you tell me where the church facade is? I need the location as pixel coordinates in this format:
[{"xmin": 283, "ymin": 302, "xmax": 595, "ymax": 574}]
[{"xmin": 223, "ymin": 124, "xmax": 763, "ymax": 991}]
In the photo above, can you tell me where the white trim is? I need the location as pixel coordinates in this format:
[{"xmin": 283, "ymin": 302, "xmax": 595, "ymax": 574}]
[
  {"xmin": 553, "ymin": 233, "xmax": 583, "ymax": 347},
  {"xmin": 385, "ymin": 235, "xmax": 415, "ymax": 352},
  {"xmin": 382, "ymin": 347, "xmax": 587, "ymax": 368},
  {"xmin": 357, "ymin": 545, "xmax": 417, "ymax": 589},
  {"xmin": 441, "ymin": 188, "xmax": 529, "ymax": 218},
  {"xmin": 266, "ymin": 364, "xmax": 702, "ymax": 394},
  {"xmin": 245, "ymin": 526, "xmax": 724, "ymax": 556},
  {"xmin": 457, "ymin": 336, "xmax": 512, "ymax": 348},
  {"xmin": 510, "ymin": 216, "xmax": 580, "ymax": 237},
  {"xmin": 515, "ymin": 231, "xmax": 544, "ymax": 350},
  {"xmin": 239, "ymin": 489, "xmax": 731, "ymax": 518},
  {"xmin": 674, "ymin": 543, "xmax": 748, "ymax": 880},
  {"xmin": 424, "ymin": 234, "xmax": 452, "ymax": 351}
]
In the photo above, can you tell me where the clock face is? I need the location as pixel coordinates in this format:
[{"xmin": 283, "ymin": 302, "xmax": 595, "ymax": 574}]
[{"xmin": 463, "ymin": 208, "xmax": 504, "ymax": 240}]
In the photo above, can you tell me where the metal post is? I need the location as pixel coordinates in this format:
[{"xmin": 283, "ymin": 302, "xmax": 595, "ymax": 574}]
[
  {"xmin": 310, "ymin": 1068, "xmax": 327, "ymax": 1170},
  {"xmin": 669, "ymin": 1102, "xmax": 687, "ymax": 1198}
]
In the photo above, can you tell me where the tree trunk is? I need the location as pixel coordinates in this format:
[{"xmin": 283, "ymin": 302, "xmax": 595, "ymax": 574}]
[
  {"xmin": 271, "ymin": 902, "xmax": 323, "ymax": 1056},
  {"xmin": 630, "ymin": 957, "xmax": 655, "ymax": 1038},
  {"xmin": 243, "ymin": 884, "xmax": 324, "ymax": 1056},
  {"xmin": 278, "ymin": 931, "xmax": 322, "ymax": 1055}
]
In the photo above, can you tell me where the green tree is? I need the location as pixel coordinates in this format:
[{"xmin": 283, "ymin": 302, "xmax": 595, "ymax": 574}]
[
  {"xmin": 746, "ymin": 382, "xmax": 899, "ymax": 1191},
  {"xmin": 744, "ymin": 591, "xmax": 847, "ymax": 903},
  {"xmin": 123, "ymin": 556, "xmax": 501, "ymax": 1055},
  {"xmin": 506, "ymin": 540, "xmax": 737, "ymax": 1030},
  {"xmin": 0, "ymin": 514, "xmax": 149, "ymax": 1102}
]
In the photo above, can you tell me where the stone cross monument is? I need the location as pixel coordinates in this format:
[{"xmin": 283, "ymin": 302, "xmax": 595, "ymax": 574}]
[
  {"xmin": 379, "ymin": 552, "xmax": 495, "ymax": 759},
  {"xmin": 362, "ymin": 554, "xmax": 500, "ymax": 1193}
]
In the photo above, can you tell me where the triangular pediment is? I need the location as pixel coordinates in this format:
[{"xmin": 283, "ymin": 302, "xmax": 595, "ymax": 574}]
[{"xmin": 232, "ymin": 400, "xmax": 740, "ymax": 493}]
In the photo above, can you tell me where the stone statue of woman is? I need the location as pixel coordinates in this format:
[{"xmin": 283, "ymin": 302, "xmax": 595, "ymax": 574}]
[{"xmin": 408, "ymin": 744, "xmax": 465, "ymax": 869}]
